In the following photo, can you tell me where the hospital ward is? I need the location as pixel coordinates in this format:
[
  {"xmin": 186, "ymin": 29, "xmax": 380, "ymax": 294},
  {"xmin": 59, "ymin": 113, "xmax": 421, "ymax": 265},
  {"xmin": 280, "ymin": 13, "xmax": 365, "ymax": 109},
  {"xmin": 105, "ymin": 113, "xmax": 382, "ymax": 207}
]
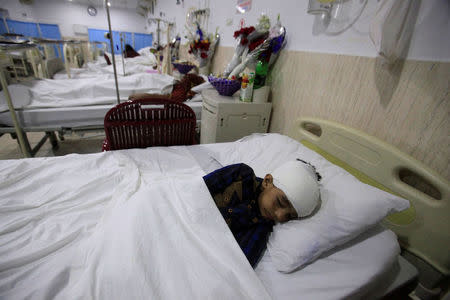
[{"xmin": 0, "ymin": 0, "xmax": 449, "ymax": 299}]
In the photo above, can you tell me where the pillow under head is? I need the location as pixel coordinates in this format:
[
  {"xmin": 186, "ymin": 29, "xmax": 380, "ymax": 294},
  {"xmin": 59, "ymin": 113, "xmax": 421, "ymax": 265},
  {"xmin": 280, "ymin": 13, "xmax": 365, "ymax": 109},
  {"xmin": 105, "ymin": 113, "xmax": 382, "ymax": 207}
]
[{"xmin": 267, "ymin": 167, "xmax": 409, "ymax": 273}]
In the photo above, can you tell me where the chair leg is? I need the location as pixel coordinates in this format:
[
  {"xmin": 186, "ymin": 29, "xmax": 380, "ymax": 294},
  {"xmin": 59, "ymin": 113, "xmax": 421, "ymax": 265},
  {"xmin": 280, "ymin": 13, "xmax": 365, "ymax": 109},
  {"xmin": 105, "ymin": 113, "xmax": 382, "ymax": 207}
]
[{"xmin": 47, "ymin": 131, "xmax": 59, "ymax": 149}]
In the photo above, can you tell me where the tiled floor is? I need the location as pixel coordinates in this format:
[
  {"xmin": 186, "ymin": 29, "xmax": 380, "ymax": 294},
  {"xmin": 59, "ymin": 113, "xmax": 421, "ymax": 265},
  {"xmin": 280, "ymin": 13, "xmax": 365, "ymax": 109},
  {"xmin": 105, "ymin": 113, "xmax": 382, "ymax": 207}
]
[{"xmin": 0, "ymin": 131, "xmax": 105, "ymax": 160}]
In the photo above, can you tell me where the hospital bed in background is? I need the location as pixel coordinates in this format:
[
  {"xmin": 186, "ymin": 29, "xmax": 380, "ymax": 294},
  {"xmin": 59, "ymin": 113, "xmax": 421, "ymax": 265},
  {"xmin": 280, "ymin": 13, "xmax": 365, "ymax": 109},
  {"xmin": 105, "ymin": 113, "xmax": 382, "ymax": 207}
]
[
  {"xmin": 0, "ymin": 61, "xmax": 202, "ymax": 158},
  {"xmin": 0, "ymin": 36, "xmax": 204, "ymax": 158},
  {"xmin": 0, "ymin": 71, "xmax": 183, "ymax": 157},
  {"xmin": 1, "ymin": 118, "xmax": 448, "ymax": 299},
  {"xmin": 34, "ymin": 38, "xmax": 107, "ymax": 80},
  {"xmin": 53, "ymin": 49, "xmax": 158, "ymax": 80}
]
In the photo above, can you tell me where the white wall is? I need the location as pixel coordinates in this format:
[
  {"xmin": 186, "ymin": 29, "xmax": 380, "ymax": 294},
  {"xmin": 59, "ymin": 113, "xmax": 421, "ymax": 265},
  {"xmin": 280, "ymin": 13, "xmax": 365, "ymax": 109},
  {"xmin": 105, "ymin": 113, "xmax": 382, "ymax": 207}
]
[
  {"xmin": 1, "ymin": 0, "xmax": 448, "ymax": 60},
  {"xmin": 0, "ymin": 0, "xmax": 148, "ymax": 37},
  {"xmin": 154, "ymin": 0, "xmax": 450, "ymax": 61}
]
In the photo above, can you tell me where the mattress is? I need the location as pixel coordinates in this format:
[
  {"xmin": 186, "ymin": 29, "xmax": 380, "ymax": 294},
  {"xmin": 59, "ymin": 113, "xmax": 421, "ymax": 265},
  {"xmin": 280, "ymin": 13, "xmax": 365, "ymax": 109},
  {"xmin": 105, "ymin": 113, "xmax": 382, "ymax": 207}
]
[
  {"xmin": 0, "ymin": 102, "xmax": 203, "ymax": 129},
  {"xmin": 0, "ymin": 135, "xmax": 416, "ymax": 299},
  {"xmin": 0, "ymin": 73, "xmax": 175, "ymax": 112}
]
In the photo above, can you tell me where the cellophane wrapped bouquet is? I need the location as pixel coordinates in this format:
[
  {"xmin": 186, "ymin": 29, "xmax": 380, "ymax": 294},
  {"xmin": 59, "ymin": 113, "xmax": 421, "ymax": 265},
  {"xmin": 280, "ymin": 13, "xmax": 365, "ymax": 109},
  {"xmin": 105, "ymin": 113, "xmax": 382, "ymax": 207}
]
[
  {"xmin": 187, "ymin": 23, "xmax": 219, "ymax": 74},
  {"xmin": 222, "ymin": 14, "xmax": 286, "ymax": 79}
]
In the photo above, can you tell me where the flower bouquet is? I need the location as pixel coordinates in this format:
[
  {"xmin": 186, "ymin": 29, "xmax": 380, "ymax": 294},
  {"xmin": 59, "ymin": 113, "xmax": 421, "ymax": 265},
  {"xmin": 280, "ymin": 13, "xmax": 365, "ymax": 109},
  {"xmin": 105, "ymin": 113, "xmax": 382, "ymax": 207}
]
[
  {"xmin": 186, "ymin": 23, "xmax": 219, "ymax": 75},
  {"xmin": 223, "ymin": 15, "xmax": 287, "ymax": 79}
]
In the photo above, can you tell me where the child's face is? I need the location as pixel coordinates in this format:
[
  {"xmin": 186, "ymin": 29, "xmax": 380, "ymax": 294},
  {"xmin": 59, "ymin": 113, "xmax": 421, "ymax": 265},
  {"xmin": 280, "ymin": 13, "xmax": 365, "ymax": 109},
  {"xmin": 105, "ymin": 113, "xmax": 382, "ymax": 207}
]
[{"xmin": 258, "ymin": 174, "xmax": 298, "ymax": 223}]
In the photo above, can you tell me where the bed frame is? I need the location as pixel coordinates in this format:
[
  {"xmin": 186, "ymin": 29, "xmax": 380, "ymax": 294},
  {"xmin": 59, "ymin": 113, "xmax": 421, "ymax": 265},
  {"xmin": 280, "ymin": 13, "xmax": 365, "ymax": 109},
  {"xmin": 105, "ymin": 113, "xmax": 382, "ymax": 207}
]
[
  {"xmin": 0, "ymin": 40, "xmax": 106, "ymax": 157},
  {"xmin": 289, "ymin": 117, "xmax": 449, "ymax": 276}
]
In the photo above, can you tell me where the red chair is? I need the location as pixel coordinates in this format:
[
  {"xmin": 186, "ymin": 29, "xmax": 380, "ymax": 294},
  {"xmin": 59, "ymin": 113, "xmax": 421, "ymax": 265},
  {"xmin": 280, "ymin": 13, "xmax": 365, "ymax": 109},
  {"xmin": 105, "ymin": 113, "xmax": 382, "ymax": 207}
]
[{"xmin": 102, "ymin": 98, "xmax": 196, "ymax": 151}]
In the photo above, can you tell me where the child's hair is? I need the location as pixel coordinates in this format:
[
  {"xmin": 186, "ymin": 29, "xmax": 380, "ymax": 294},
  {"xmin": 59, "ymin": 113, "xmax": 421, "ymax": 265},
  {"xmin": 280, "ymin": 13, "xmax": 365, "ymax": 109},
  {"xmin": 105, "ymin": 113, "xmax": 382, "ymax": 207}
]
[{"xmin": 296, "ymin": 159, "xmax": 322, "ymax": 181}]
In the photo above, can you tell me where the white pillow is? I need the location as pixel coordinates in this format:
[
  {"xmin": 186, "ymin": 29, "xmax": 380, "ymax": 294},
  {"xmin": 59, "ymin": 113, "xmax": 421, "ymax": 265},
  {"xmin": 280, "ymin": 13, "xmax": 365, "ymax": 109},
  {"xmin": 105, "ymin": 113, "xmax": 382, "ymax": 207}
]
[
  {"xmin": 267, "ymin": 169, "xmax": 409, "ymax": 273},
  {"xmin": 209, "ymin": 133, "xmax": 410, "ymax": 273}
]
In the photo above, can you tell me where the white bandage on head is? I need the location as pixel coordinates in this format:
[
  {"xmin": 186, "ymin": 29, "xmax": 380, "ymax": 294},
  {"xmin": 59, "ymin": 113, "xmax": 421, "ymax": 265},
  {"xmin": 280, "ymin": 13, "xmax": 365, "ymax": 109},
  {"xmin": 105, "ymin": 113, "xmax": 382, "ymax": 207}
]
[{"xmin": 271, "ymin": 161, "xmax": 320, "ymax": 217}]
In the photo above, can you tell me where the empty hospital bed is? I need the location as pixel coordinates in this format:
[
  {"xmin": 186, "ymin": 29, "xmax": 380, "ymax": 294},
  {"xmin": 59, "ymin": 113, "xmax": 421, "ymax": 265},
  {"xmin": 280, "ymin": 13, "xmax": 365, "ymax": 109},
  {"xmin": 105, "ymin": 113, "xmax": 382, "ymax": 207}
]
[{"xmin": 2, "ymin": 118, "xmax": 447, "ymax": 299}]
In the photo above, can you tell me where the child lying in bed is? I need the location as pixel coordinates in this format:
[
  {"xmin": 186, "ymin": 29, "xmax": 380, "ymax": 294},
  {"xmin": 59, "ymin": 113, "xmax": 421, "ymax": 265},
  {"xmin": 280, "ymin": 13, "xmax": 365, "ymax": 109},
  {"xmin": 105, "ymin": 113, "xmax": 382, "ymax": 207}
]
[{"xmin": 203, "ymin": 160, "xmax": 322, "ymax": 267}]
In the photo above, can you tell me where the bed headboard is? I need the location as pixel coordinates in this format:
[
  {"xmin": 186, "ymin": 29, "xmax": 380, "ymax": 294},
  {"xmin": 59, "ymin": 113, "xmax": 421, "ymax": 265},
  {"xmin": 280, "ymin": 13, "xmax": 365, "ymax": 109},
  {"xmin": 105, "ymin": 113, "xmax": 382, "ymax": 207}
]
[{"xmin": 288, "ymin": 117, "xmax": 449, "ymax": 275}]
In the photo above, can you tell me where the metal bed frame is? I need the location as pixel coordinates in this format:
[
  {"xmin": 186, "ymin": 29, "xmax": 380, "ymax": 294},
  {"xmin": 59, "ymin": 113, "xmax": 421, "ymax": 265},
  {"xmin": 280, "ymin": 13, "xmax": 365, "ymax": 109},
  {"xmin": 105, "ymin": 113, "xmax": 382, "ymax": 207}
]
[{"xmin": 0, "ymin": 39, "xmax": 106, "ymax": 158}]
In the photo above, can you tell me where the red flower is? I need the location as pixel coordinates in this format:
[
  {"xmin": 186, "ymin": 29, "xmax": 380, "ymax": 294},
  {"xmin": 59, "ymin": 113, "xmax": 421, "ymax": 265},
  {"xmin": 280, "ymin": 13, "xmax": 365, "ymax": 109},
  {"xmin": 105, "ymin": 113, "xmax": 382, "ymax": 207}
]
[
  {"xmin": 248, "ymin": 37, "xmax": 265, "ymax": 52},
  {"xmin": 234, "ymin": 26, "xmax": 256, "ymax": 39},
  {"xmin": 240, "ymin": 37, "xmax": 248, "ymax": 45},
  {"xmin": 200, "ymin": 52, "xmax": 208, "ymax": 59},
  {"xmin": 243, "ymin": 26, "xmax": 255, "ymax": 35}
]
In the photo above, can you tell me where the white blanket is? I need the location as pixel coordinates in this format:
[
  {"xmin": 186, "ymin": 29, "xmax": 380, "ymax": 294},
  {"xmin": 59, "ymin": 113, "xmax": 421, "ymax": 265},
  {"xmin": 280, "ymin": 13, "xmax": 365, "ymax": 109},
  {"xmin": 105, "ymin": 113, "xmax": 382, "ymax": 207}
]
[
  {"xmin": 0, "ymin": 135, "xmax": 401, "ymax": 299},
  {"xmin": 0, "ymin": 148, "xmax": 271, "ymax": 299},
  {"xmin": 0, "ymin": 73, "xmax": 175, "ymax": 112},
  {"xmin": 53, "ymin": 54, "xmax": 158, "ymax": 80}
]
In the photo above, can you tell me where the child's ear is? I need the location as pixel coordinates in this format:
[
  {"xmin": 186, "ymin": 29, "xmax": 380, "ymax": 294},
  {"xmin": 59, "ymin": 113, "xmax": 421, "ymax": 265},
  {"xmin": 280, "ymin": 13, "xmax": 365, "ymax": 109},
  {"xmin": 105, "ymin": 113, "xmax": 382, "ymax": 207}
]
[{"xmin": 262, "ymin": 174, "xmax": 274, "ymax": 190}]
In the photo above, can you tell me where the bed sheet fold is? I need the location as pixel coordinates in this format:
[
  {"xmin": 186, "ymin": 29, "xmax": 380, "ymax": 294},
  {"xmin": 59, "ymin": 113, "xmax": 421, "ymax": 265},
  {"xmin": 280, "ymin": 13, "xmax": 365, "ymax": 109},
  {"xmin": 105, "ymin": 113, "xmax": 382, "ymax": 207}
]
[{"xmin": 0, "ymin": 148, "xmax": 271, "ymax": 300}]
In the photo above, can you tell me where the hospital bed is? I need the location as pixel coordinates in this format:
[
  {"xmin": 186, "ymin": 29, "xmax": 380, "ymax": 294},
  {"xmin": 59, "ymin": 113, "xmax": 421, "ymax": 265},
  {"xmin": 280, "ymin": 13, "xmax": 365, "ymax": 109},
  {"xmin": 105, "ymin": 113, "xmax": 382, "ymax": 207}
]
[
  {"xmin": 1, "ymin": 118, "xmax": 448, "ymax": 299},
  {"xmin": 31, "ymin": 38, "xmax": 106, "ymax": 80},
  {"xmin": 53, "ymin": 50, "xmax": 158, "ymax": 80},
  {"xmin": 0, "ymin": 73, "xmax": 202, "ymax": 157},
  {"xmin": 0, "ymin": 40, "xmax": 203, "ymax": 157}
]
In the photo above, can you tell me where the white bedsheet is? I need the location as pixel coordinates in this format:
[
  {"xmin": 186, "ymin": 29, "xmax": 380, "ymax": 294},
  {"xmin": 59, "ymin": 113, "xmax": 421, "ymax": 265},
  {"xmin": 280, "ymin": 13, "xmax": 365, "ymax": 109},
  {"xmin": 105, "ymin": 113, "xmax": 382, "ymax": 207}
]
[
  {"xmin": 0, "ymin": 135, "xmax": 401, "ymax": 299},
  {"xmin": 198, "ymin": 135, "xmax": 402, "ymax": 299},
  {"xmin": 256, "ymin": 226, "xmax": 399, "ymax": 299},
  {"xmin": 0, "ymin": 73, "xmax": 175, "ymax": 112},
  {"xmin": 53, "ymin": 56, "xmax": 158, "ymax": 80},
  {"xmin": 0, "ymin": 149, "xmax": 270, "ymax": 299}
]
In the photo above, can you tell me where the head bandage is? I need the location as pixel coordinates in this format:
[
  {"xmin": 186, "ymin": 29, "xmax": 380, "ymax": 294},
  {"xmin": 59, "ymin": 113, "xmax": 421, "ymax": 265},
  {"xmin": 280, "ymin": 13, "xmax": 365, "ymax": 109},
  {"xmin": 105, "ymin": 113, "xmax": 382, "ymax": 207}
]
[{"xmin": 271, "ymin": 161, "xmax": 320, "ymax": 217}]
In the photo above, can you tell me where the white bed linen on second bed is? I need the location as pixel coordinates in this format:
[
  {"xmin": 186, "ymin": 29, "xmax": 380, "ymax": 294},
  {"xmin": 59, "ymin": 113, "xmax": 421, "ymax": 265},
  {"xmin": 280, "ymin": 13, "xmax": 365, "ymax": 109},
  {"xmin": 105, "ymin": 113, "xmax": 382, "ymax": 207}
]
[
  {"xmin": 0, "ymin": 148, "xmax": 271, "ymax": 299},
  {"xmin": 0, "ymin": 73, "xmax": 175, "ymax": 113},
  {"xmin": 0, "ymin": 135, "xmax": 400, "ymax": 299},
  {"xmin": 53, "ymin": 55, "xmax": 158, "ymax": 80}
]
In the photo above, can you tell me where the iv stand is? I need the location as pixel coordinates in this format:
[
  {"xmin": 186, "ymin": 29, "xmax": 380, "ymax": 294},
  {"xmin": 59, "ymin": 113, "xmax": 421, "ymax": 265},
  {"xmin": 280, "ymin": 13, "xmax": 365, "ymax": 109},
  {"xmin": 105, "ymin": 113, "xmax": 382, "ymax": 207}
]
[
  {"xmin": 156, "ymin": 19, "xmax": 161, "ymax": 48},
  {"xmin": 148, "ymin": 18, "xmax": 174, "ymax": 48},
  {"xmin": 120, "ymin": 32, "xmax": 125, "ymax": 76},
  {"xmin": 105, "ymin": 0, "xmax": 120, "ymax": 105}
]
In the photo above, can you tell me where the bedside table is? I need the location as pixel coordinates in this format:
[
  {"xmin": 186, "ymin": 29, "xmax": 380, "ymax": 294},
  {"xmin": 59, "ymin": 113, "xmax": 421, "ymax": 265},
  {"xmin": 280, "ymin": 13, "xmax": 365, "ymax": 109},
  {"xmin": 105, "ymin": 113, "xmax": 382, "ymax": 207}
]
[{"xmin": 200, "ymin": 89, "xmax": 272, "ymax": 144}]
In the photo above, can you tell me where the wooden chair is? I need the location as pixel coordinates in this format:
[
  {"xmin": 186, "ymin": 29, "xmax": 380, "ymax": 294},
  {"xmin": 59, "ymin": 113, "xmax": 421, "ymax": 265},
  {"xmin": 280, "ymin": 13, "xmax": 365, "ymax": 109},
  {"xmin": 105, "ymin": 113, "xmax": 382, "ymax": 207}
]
[{"xmin": 102, "ymin": 97, "xmax": 197, "ymax": 151}]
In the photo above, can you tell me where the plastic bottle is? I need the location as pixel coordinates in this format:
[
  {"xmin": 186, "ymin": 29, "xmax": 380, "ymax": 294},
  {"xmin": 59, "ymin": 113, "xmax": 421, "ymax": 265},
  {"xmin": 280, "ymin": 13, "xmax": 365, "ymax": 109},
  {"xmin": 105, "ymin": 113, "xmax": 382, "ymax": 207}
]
[
  {"xmin": 239, "ymin": 73, "xmax": 254, "ymax": 102},
  {"xmin": 254, "ymin": 59, "xmax": 268, "ymax": 90}
]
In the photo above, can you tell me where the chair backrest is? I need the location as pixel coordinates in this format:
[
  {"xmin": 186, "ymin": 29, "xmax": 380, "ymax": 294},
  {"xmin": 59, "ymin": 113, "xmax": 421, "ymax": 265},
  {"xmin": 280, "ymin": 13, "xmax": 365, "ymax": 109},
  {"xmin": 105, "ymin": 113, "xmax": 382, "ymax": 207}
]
[{"xmin": 104, "ymin": 98, "xmax": 197, "ymax": 150}]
